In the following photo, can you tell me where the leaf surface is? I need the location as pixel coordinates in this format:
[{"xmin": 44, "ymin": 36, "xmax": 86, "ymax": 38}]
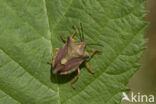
[{"xmin": 0, "ymin": 0, "xmax": 147, "ymax": 104}]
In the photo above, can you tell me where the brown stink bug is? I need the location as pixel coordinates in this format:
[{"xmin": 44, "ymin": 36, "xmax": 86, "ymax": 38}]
[{"xmin": 48, "ymin": 23, "xmax": 102, "ymax": 88}]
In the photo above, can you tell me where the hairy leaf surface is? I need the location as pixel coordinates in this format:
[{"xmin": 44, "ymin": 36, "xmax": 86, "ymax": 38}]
[{"xmin": 0, "ymin": 0, "xmax": 147, "ymax": 104}]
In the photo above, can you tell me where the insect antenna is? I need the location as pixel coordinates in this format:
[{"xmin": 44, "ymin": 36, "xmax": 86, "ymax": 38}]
[
  {"xmin": 79, "ymin": 23, "xmax": 103, "ymax": 48},
  {"xmin": 80, "ymin": 22, "xmax": 85, "ymax": 41},
  {"xmin": 78, "ymin": 27, "xmax": 83, "ymax": 42},
  {"xmin": 87, "ymin": 43, "xmax": 104, "ymax": 47}
]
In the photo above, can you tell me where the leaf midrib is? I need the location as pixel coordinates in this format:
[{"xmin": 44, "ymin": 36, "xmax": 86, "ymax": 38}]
[{"xmin": 44, "ymin": 0, "xmax": 75, "ymax": 103}]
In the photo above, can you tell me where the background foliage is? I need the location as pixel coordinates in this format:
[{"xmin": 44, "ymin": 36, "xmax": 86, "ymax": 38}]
[{"xmin": 127, "ymin": 0, "xmax": 156, "ymax": 103}]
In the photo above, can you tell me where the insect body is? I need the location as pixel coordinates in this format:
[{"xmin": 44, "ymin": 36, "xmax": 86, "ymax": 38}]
[{"xmin": 48, "ymin": 24, "xmax": 101, "ymax": 88}]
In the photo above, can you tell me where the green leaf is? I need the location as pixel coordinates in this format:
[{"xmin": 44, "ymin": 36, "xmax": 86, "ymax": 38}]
[{"xmin": 0, "ymin": 0, "xmax": 147, "ymax": 104}]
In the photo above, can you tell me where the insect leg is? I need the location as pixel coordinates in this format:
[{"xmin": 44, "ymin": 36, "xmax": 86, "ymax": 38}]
[
  {"xmin": 52, "ymin": 48, "xmax": 59, "ymax": 67},
  {"xmin": 85, "ymin": 61, "xmax": 94, "ymax": 74},
  {"xmin": 47, "ymin": 48, "xmax": 59, "ymax": 67},
  {"xmin": 88, "ymin": 50, "xmax": 101, "ymax": 57},
  {"xmin": 71, "ymin": 25, "xmax": 77, "ymax": 38},
  {"xmin": 60, "ymin": 36, "xmax": 67, "ymax": 43},
  {"xmin": 71, "ymin": 68, "xmax": 80, "ymax": 89}
]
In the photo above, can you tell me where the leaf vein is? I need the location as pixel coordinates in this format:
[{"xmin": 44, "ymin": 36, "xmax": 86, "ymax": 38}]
[
  {"xmin": 0, "ymin": 89, "xmax": 21, "ymax": 104},
  {"xmin": 0, "ymin": 48, "xmax": 56, "ymax": 93}
]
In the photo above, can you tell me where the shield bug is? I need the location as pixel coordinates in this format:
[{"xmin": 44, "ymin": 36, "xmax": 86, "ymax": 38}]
[{"xmin": 48, "ymin": 23, "xmax": 103, "ymax": 88}]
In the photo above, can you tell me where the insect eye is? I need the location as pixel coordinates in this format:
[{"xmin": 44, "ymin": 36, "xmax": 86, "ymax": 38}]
[{"xmin": 83, "ymin": 55, "xmax": 89, "ymax": 58}]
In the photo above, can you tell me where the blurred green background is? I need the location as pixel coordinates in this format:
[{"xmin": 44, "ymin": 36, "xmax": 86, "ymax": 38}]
[{"xmin": 124, "ymin": 0, "xmax": 156, "ymax": 103}]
